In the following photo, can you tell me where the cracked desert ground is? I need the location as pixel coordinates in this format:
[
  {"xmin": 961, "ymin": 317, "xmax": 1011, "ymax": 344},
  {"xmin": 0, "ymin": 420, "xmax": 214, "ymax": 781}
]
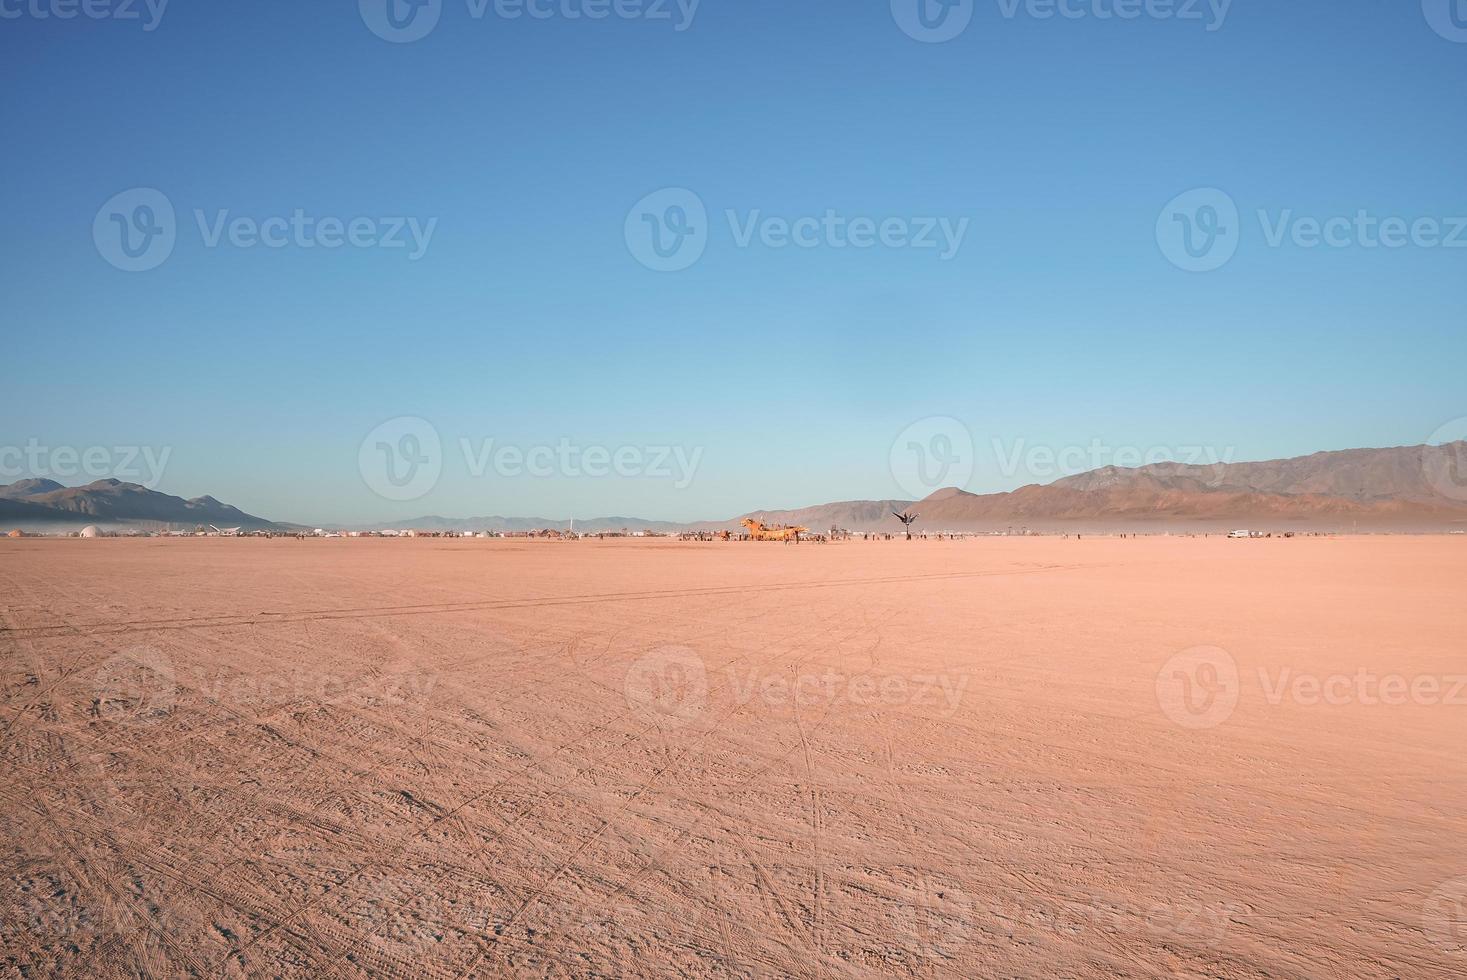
[{"xmin": 2, "ymin": 536, "xmax": 1465, "ymax": 978}]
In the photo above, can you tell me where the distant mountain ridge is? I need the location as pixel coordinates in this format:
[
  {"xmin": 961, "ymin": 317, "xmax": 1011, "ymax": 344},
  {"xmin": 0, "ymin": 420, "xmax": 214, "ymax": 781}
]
[
  {"xmin": 1053, "ymin": 443, "xmax": 1464, "ymax": 503},
  {"xmin": 741, "ymin": 442, "xmax": 1467, "ymax": 532},
  {"xmin": 3, "ymin": 441, "xmax": 1464, "ymax": 534},
  {"xmin": 0, "ymin": 479, "xmax": 273, "ymax": 529}
]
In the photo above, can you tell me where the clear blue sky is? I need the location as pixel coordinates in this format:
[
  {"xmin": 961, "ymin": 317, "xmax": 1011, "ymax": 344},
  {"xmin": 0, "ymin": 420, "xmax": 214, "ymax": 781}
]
[{"xmin": 3, "ymin": 0, "xmax": 1464, "ymax": 524}]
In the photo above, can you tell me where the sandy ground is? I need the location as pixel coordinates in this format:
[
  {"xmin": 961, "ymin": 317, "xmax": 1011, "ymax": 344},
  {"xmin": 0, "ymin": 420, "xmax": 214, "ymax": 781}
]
[{"xmin": 1, "ymin": 536, "xmax": 1465, "ymax": 978}]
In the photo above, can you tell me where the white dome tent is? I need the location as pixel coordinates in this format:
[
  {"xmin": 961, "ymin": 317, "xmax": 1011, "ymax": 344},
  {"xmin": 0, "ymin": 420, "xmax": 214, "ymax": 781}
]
[{"xmin": 79, "ymin": 525, "xmax": 101, "ymax": 538}]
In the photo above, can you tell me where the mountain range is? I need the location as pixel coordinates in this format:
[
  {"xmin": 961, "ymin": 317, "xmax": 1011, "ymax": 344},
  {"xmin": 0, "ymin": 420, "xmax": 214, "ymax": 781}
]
[
  {"xmin": 732, "ymin": 442, "xmax": 1467, "ymax": 532},
  {"xmin": 0, "ymin": 479, "xmax": 273, "ymax": 529},
  {"xmin": 346, "ymin": 441, "xmax": 1467, "ymax": 533},
  {"xmin": 3, "ymin": 441, "xmax": 1465, "ymax": 534}
]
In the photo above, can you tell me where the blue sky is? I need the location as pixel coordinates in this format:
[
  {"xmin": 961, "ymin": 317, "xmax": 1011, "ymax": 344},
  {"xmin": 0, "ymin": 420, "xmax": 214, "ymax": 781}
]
[{"xmin": 2, "ymin": 0, "xmax": 1464, "ymax": 524}]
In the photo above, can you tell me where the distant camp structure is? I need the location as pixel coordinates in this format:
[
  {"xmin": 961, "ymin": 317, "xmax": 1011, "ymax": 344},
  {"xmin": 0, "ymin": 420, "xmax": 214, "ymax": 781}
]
[
  {"xmin": 740, "ymin": 518, "xmax": 808, "ymax": 542},
  {"xmin": 79, "ymin": 525, "xmax": 101, "ymax": 538}
]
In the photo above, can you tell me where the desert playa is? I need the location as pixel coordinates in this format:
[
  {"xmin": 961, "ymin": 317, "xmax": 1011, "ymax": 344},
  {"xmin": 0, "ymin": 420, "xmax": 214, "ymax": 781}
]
[{"xmin": 2, "ymin": 536, "xmax": 1465, "ymax": 977}]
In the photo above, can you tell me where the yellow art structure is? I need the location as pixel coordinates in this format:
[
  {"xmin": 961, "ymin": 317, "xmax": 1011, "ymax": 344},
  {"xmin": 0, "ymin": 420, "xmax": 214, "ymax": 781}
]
[{"xmin": 739, "ymin": 518, "xmax": 808, "ymax": 542}]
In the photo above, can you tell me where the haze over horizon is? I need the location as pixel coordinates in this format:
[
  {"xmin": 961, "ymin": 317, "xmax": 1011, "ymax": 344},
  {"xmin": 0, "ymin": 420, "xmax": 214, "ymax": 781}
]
[{"xmin": 4, "ymin": 1, "xmax": 1464, "ymax": 525}]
